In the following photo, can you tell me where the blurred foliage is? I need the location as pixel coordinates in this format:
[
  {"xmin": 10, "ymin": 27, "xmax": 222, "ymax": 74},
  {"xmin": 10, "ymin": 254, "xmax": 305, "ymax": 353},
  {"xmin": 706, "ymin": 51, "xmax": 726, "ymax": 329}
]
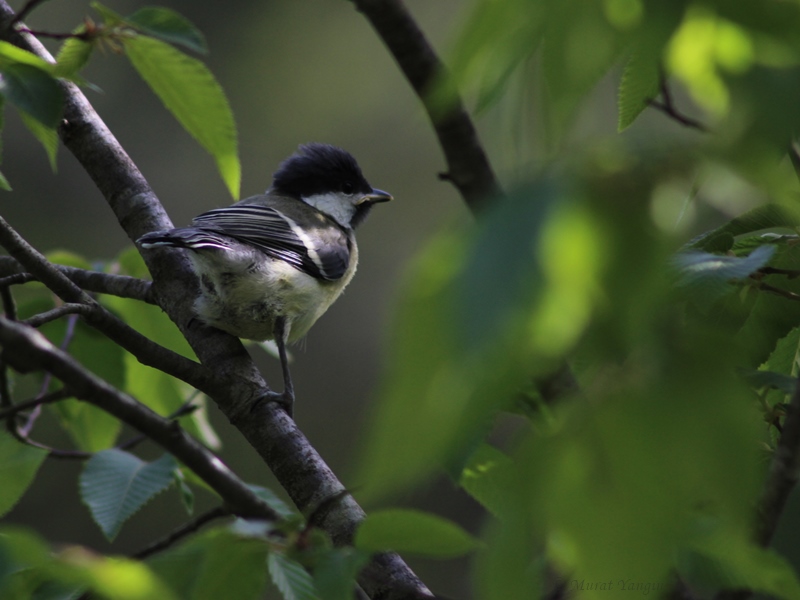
[{"xmin": 4, "ymin": 0, "xmax": 800, "ymax": 599}]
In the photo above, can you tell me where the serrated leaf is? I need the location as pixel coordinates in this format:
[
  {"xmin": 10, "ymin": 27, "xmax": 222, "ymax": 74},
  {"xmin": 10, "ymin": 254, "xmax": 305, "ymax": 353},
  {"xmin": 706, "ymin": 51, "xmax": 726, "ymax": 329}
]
[
  {"xmin": 122, "ymin": 35, "xmax": 239, "ymax": 198},
  {"xmin": 20, "ymin": 112, "xmax": 57, "ymax": 171},
  {"xmin": 268, "ymin": 553, "xmax": 318, "ymax": 600},
  {"xmin": 54, "ymin": 37, "xmax": 94, "ymax": 80},
  {"xmin": 248, "ymin": 485, "xmax": 295, "ymax": 520},
  {"xmin": 0, "ymin": 63, "xmax": 63, "ymax": 128},
  {"xmin": 126, "ymin": 8, "xmax": 207, "ymax": 54},
  {"xmin": 80, "ymin": 450, "xmax": 177, "ymax": 541},
  {"xmin": 618, "ymin": 50, "xmax": 660, "ymax": 131},
  {"xmin": 355, "ymin": 509, "xmax": 478, "ymax": 558},
  {"xmin": 0, "ymin": 432, "xmax": 48, "ymax": 517},
  {"xmin": 312, "ymin": 548, "xmax": 370, "ymax": 600}
]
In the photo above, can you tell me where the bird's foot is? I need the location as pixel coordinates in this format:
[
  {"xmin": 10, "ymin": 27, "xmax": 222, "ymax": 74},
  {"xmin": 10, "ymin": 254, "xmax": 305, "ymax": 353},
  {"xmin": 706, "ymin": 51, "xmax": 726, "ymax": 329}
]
[{"xmin": 250, "ymin": 389, "xmax": 295, "ymax": 418}]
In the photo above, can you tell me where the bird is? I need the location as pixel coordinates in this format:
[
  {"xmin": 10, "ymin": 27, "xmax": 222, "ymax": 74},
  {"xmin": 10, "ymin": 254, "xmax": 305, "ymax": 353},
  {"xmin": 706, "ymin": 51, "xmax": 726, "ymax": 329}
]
[{"xmin": 137, "ymin": 143, "xmax": 392, "ymax": 416}]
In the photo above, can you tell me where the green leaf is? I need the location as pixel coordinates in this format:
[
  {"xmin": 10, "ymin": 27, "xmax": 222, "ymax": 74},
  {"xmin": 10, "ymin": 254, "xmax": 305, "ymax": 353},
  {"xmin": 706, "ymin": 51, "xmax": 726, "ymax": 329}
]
[
  {"xmin": 122, "ymin": 35, "xmax": 239, "ymax": 198},
  {"xmin": 0, "ymin": 170, "xmax": 10, "ymax": 191},
  {"xmin": 679, "ymin": 533, "xmax": 800, "ymax": 599},
  {"xmin": 267, "ymin": 552, "xmax": 319, "ymax": 600},
  {"xmin": 312, "ymin": 548, "xmax": 370, "ymax": 600},
  {"xmin": 90, "ymin": 2, "xmax": 124, "ymax": 26},
  {"xmin": 618, "ymin": 50, "xmax": 660, "ymax": 131},
  {"xmin": 355, "ymin": 509, "xmax": 479, "ymax": 558},
  {"xmin": 689, "ymin": 204, "xmax": 800, "ymax": 250},
  {"xmin": 80, "ymin": 450, "xmax": 177, "ymax": 541},
  {"xmin": 54, "ymin": 38, "xmax": 94, "ymax": 80},
  {"xmin": 0, "ymin": 41, "xmax": 55, "ymax": 73},
  {"xmin": 174, "ymin": 468, "xmax": 194, "ymax": 515},
  {"xmin": 459, "ymin": 444, "xmax": 517, "ymax": 518},
  {"xmin": 149, "ymin": 529, "xmax": 268, "ymax": 600},
  {"xmin": 126, "ymin": 8, "xmax": 207, "ymax": 54},
  {"xmin": 0, "ymin": 63, "xmax": 63, "ymax": 128},
  {"xmin": 0, "ymin": 432, "xmax": 48, "ymax": 517},
  {"xmin": 739, "ymin": 368, "xmax": 797, "ymax": 394},
  {"xmin": 249, "ymin": 485, "xmax": 296, "ymax": 520},
  {"xmin": 20, "ymin": 111, "xmax": 58, "ymax": 171}
]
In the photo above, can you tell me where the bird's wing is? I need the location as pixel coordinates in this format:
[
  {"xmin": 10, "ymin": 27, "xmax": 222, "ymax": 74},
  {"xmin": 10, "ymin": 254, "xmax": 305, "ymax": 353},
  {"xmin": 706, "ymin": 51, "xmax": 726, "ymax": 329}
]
[{"xmin": 191, "ymin": 204, "xmax": 351, "ymax": 281}]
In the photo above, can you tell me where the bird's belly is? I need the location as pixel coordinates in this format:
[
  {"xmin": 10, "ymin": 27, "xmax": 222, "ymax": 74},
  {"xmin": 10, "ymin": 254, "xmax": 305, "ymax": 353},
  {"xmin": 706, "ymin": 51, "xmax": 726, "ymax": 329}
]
[{"xmin": 191, "ymin": 253, "xmax": 349, "ymax": 342}]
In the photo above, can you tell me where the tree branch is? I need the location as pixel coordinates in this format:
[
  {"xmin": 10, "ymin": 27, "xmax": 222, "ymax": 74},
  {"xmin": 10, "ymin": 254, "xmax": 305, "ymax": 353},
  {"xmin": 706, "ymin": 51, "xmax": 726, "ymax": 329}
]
[
  {"xmin": 0, "ymin": 256, "xmax": 156, "ymax": 304},
  {"xmin": 0, "ymin": 215, "xmax": 214, "ymax": 395},
  {"xmin": 350, "ymin": 0, "xmax": 502, "ymax": 214},
  {"xmin": 132, "ymin": 506, "xmax": 231, "ymax": 560},
  {"xmin": 0, "ymin": 5, "xmax": 432, "ymax": 598},
  {"xmin": 0, "ymin": 316, "xmax": 280, "ymax": 520}
]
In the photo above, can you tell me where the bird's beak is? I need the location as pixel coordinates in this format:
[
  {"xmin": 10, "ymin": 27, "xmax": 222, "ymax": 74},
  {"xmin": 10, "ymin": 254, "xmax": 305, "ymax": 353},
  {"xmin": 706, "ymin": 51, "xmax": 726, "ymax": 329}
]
[{"xmin": 357, "ymin": 188, "xmax": 393, "ymax": 205}]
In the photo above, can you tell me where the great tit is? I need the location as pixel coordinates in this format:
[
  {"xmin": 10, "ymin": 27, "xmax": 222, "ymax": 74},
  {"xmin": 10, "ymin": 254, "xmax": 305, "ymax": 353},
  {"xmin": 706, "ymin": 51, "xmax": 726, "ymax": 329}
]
[{"xmin": 138, "ymin": 143, "xmax": 392, "ymax": 415}]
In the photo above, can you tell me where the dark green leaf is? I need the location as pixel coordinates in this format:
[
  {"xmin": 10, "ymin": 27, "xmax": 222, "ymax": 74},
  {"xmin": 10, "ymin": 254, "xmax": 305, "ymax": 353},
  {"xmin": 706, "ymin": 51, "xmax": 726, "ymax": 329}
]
[
  {"xmin": 122, "ymin": 35, "xmax": 239, "ymax": 198},
  {"xmin": 0, "ymin": 432, "xmax": 48, "ymax": 517},
  {"xmin": 689, "ymin": 204, "xmax": 800, "ymax": 250},
  {"xmin": 739, "ymin": 369, "xmax": 797, "ymax": 394},
  {"xmin": 0, "ymin": 63, "xmax": 63, "ymax": 128},
  {"xmin": 267, "ymin": 552, "xmax": 319, "ymax": 600},
  {"xmin": 126, "ymin": 7, "xmax": 207, "ymax": 54},
  {"xmin": 618, "ymin": 50, "xmax": 660, "ymax": 131},
  {"xmin": 80, "ymin": 450, "xmax": 177, "ymax": 541},
  {"xmin": 249, "ymin": 485, "xmax": 295, "ymax": 520},
  {"xmin": 20, "ymin": 112, "xmax": 58, "ymax": 171},
  {"xmin": 355, "ymin": 509, "xmax": 478, "ymax": 558},
  {"xmin": 312, "ymin": 548, "xmax": 369, "ymax": 600}
]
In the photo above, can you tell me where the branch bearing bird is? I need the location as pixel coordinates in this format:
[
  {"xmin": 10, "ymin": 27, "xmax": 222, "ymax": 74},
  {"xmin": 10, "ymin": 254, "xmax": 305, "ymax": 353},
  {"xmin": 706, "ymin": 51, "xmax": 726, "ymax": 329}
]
[{"xmin": 138, "ymin": 143, "xmax": 392, "ymax": 415}]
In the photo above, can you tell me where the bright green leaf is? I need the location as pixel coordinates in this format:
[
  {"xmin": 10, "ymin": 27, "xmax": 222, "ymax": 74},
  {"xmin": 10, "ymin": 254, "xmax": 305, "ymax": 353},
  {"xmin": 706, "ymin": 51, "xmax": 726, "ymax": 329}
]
[
  {"xmin": 267, "ymin": 552, "xmax": 319, "ymax": 600},
  {"xmin": 459, "ymin": 444, "xmax": 517, "ymax": 518},
  {"xmin": 618, "ymin": 50, "xmax": 660, "ymax": 131},
  {"xmin": 54, "ymin": 38, "xmax": 94, "ymax": 80},
  {"xmin": 355, "ymin": 509, "xmax": 479, "ymax": 558},
  {"xmin": 80, "ymin": 450, "xmax": 177, "ymax": 541},
  {"xmin": 122, "ymin": 35, "xmax": 239, "ymax": 198},
  {"xmin": 0, "ymin": 432, "xmax": 48, "ymax": 517},
  {"xmin": 0, "ymin": 170, "xmax": 10, "ymax": 191},
  {"xmin": 0, "ymin": 41, "xmax": 54, "ymax": 73},
  {"xmin": 126, "ymin": 8, "xmax": 207, "ymax": 54},
  {"xmin": 90, "ymin": 2, "xmax": 124, "ymax": 26},
  {"xmin": 0, "ymin": 63, "xmax": 63, "ymax": 128}
]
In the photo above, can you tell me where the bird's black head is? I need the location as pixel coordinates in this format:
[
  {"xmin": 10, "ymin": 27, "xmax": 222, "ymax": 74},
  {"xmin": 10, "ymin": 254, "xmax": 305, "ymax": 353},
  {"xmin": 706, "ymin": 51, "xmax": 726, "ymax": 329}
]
[
  {"xmin": 271, "ymin": 144, "xmax": 392, "ymax": 228},
  {"xmin": 272, "ymin": 143, "xmax": 373, "ymax": 200}
]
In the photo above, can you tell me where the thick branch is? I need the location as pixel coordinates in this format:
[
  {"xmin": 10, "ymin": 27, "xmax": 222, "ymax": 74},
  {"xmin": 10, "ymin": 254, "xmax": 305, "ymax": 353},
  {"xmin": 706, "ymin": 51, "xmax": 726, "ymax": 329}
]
[
  {"xmin": 0, "ymin": 6, "xmax": 431, "ymax": 598},
  {"xmin": 350, "ymin": 0, "xmax": 502, "ymax": 214},
  {"xmin": 0, "ymin": 256, "xmax": 156, "ymax": 303},
  {"xmin": 0, "ymin": 316, "xmax": 278, "ymax": 520}
]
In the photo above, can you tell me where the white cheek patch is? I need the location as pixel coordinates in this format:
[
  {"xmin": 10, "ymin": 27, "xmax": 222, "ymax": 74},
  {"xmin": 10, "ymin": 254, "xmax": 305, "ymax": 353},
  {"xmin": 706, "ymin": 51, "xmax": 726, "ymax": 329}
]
[{"xmin": 302, "ymin": 192, "xmax": 356, "ymax": 228}]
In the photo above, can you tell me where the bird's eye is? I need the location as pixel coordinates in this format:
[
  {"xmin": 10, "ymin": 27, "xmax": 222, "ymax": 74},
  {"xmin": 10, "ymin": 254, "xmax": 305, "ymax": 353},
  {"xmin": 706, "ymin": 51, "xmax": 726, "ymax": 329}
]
[{"xmin": 342, "ymin": 182, "xmax": 355, "ymax": 195}]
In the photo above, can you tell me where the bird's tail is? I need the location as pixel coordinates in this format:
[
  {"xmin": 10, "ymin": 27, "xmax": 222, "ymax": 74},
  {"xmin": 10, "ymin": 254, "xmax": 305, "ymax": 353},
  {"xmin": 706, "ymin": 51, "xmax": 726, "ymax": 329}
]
[{"xmin": 138, "ymin": 228, "xmax": 231, "ymax": 251}]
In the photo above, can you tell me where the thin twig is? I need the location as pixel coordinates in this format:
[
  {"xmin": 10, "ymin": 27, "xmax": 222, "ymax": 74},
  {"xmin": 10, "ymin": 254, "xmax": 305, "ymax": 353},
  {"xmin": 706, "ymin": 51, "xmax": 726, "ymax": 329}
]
[
  {"xmin": 16, "ymin": 27, "xmax": 88, "ymax": 40},
  {"xmin": 117, "ymin": 399, "xmax": 200, "ymax": 452},
  {"xmin": 23, "ymin": 303, "xmax": 91, "ymax": 328},
  {"xmin": 789, "ymin": 144, "xmax": 800, "ymax": 185},
  {"xmin": 0, "ymin": 387, "xmax": 70, "ymax": 421},
  {"xmin": 132, "ymin": 506, "xmax": 232, "ymax": 560},
  {"xmin": 649, "ymin": 78, "xmax": 709, "ymax": 132},
  {"xmin": 0, "ymin": 316, "xmax": 280, "ymax": 520},
  {"xmin": 0, "ymin": 256, "xmax": 156, "ymax": 304},
  {"xmin": 751, "ymin": 279, "xmax": 800, "ymax": 302},
  {"xmin": 8, "ymin": 0, "xmax": 49, "ymax": 26},
  {"xmin": 759, "ymin": 266, "xmax": 800, "ymax": 279}
]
